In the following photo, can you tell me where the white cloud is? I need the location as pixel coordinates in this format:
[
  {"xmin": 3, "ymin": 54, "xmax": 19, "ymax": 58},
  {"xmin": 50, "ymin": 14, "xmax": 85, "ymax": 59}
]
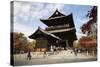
[
  {"xmin": 30, "ymin": 3, "xmax": 65, "ymax": 19},
  {"xmin": 14, "ymin": 2, "xmax": 21, "ymax": 16},
  {"xmin": 13, "ymin": 2, "xmax": 65, "ymax": 38},
  {"xmin": 13, "ymin": 2, "xmax": 65, "ymax": 32},
  {"xmin": 14, "ymin": 2, "xmax": 65, "ymax": 19},
  {"xmin": 14, "ymin": 1, "xmax": 89, "ymax": 41},
  {"xmin": 14, "ymin": 2, "xmax": 31, "ymax": 16},
  {"xmin": 14, "ymin": 22, "xmax": 37, "ymax": 37}
]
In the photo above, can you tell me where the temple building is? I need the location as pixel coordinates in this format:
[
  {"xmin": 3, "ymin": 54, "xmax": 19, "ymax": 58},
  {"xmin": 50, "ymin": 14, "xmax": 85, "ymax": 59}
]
[
  {"xmin": 29, "ymin": 27, "xmax": 61, "ymax": 51},
  {"xmin": 29, "ymin": 9, "xmax": 77, "ymax": 51}
]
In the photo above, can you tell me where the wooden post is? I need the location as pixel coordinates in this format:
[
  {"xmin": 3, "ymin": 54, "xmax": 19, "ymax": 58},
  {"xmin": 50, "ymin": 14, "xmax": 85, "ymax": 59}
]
[
  {"xmin": 66, "ymin": 40, "xmax": 69, "ymax": 49},
  {"xmin": 86, "ymin": 50, "xmax": 89, "ymax": 56},
  {"xmin": 92, "ymin": 47, "xmax": 95, "ymax": 56},
  {"xmin": 86, "ymin": 48, "xmax": 89, "ymax": 56}
]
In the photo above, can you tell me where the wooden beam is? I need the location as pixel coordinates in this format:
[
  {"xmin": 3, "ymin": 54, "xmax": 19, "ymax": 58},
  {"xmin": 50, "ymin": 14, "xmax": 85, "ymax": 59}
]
[{"xmin": 47, "ymin": 28, "xmax": 75, "ymax": 33}]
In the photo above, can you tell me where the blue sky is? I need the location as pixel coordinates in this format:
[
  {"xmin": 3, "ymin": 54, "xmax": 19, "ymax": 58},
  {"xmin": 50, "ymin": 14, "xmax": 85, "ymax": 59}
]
[{"xmin": 13, "ymin": 1, "xmax": 93, "ymax": 40}]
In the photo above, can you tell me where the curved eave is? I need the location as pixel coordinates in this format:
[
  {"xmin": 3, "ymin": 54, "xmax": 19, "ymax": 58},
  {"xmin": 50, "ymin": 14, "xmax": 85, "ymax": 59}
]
[
  {"xmin": 40, "ymin": 13, "xmax": 73, "ymax": 26},
  {"xmin": 28, "ymin": 34, "xmax": 37, "ymax": 39},
  {"xmin": 41, "ymin": 13, "xmax": 72, "ymax": 20},
  {"xmin": 28, "ymin": 28, "xmax": 62, "ymax": 40}
]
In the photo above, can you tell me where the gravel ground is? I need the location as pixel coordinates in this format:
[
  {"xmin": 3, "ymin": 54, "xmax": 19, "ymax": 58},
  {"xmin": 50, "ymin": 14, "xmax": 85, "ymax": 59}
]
[{"xmin": 13, "ymin": 50, "xmax": 97, "ymax": 66}]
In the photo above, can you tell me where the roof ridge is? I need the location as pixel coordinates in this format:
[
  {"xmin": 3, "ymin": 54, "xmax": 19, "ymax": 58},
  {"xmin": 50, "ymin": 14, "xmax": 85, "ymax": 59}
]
[{"xmin": 48, "ymin": 9, "xmax": 66, "ymax": 19}]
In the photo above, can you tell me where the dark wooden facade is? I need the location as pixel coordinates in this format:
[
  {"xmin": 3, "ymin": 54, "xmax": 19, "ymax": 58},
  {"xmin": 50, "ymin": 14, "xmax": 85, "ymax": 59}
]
[
  {"xmin": 29, "ymin": 28, "xmax": 61, "ymax": 51},
  {"xmin": 29, "ymin": 9, "xmax": 77, "ymax": 51},
  {"xmin": 40, "ymin": 9, "xmax": 77, "ymax": 47}
]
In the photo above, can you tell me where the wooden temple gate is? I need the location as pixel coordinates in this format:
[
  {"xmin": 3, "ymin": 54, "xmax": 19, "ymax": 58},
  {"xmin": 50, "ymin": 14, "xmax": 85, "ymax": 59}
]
[{"xmin": 29, "ymin": 9, "xmax": 77, "ymax": 52}]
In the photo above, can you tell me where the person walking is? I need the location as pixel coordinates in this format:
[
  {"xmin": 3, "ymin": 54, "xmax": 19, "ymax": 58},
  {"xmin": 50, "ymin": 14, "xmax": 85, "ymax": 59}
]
[
  {"xmin": 50, "ymin": 45, "xmax": 54, "ymax": 55},
  {"xmin": 73, "ymin": 48, "xmax": 77, "ymax": 56},
  {"xmin": 27, "ymin": 51, "xmax": 32, "ymax": 60},
  {"xmin": 43, "ymin": 50, "xmax": 47, "ymax": 58}
]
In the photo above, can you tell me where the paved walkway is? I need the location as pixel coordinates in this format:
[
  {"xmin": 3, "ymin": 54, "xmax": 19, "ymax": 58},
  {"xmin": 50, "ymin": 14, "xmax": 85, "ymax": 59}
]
[{"xmin": 14, "ymin": 50, "xmax": 97, "ymax": 66}]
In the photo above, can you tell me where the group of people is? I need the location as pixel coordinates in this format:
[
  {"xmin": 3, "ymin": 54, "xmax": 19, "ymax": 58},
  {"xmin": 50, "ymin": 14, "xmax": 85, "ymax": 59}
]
[
  {"xmin": 50, "ymin": 45, "xmax": 78, "ymax": 56},
  {"xmin": 27, "ymin": 50, "xmax": 48, "ymax": 60},
  {"xmin": 26, "ymin": 46, "xmax": 78, "ymax": 61}
]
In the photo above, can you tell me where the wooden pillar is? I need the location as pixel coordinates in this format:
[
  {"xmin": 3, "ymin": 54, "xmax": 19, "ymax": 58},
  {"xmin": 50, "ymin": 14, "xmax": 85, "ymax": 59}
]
[
  {"xmin": 92, "ymin": 47, "xmax": 95, "ymax": 56},
  {"xmin": 86, "ymin": 48, "xmax": 89, "ymax": 56},
  {"xmin": 66, "ymin": 40, "xmax": 69, "ymax": 48},
  {"xmin": 86, "ymin": 51, "xmax": 89, "ymax": 56}
]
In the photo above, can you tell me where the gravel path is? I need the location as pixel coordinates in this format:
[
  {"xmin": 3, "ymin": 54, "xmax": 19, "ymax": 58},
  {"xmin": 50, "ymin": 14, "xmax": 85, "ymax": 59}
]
[{"xmin": 13, "ymin": 50, "xmax": 97, "ymax": 66}]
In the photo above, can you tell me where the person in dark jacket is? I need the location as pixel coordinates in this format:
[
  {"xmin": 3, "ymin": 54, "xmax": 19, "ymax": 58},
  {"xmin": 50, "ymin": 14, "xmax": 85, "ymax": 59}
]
[
  {"xmin": 73, "ymin": 48, "xmax": 77, "ymax": 56},
  {"xmin": 27, "ymin": 51, "xmax": 32, "ymax": 60}
]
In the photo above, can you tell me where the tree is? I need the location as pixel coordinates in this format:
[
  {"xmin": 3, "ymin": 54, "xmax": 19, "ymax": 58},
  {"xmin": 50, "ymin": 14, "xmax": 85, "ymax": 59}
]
[
  {"xmin": 25, "ymin": 40, "xmax": 36, "ymax": 52},
  {"xmin": 12, "ymin": 32, "xmax": 28, "ymax": 53},
  {"xmin": 73, "ymin": 40, "xmax": 81, "ymax": 48},
  {"xmin": 81, "ymin": 6, "xmax": 97, "ymax": 34},
  {"xmin": 79, "ymin": 36, "xmax": 96, "ymax": 48}
]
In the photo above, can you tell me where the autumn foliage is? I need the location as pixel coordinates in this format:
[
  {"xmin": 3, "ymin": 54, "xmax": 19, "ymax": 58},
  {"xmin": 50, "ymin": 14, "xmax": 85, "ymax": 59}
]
[
  {"xmin": 80, "ymin": 6, "xmax": 97, "ymax": 48},
  {"xmin": 81, "ymin": 6, "xmax": 97, "ymax": 34},
  {"xmin": 12, "ymin": 32, "xmax": 36, "ymax": 54},
  {"xmin": 79, "ymin": 37, "xmax": 96, "ymax": 48}
]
